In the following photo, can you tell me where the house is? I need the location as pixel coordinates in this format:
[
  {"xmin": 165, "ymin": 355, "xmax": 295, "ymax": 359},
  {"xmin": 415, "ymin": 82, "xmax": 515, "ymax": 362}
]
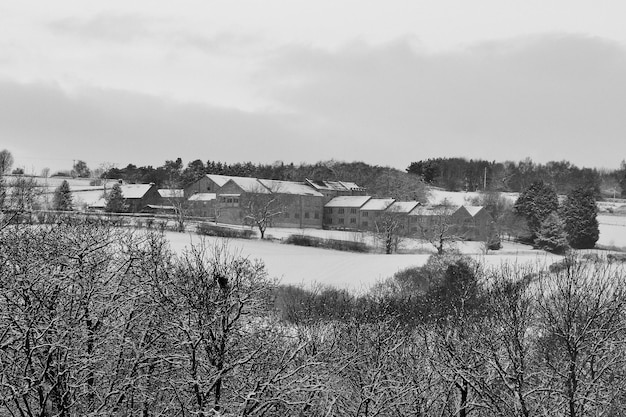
[
  {"xmin": 187, "ymin": 193, "xmax": 217, "ymax": 218},
  {"xmin": 257, "ymin": 179, "xmax": 324, "ymax": 228},
  {"xmin": 184, "ymin": 174, "xmax": 248, "ymax": 197},
  {"xmin": 157, "ymin": 189, "xmax": 185, "ymax": 204},
  {"xmin": 384, "ymin": 201, "xmax": 421, "ymax": 232},
  {"xmin": 324, "ymin": 196, "xmax": 372, "ymax": 229},
  {"xmin": 451, "ymin": 206, "xmax": 494, "ymax": 241},
  {"xmin": 407, "ymin": 204, "xmax": 457, "ymax": 235},
  {"xmin": 359, "ymin": 198, "xmax": 395, "ymax": 230},
  {"xmin": 88, "ymin": 183, "xmax": 160, "ymax": 212}
]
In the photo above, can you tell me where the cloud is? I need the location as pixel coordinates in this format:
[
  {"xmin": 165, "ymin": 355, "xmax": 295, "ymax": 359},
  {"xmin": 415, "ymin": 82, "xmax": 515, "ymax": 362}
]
[
  {"xmin": 260, "ymin": 34, "xmax": 626, "ymax": 168},
  {"xmin": 48, "ymin": 14, "xmax": 154, "ymax": 43},
  {"xmin": 0, "ymin": 80, "xmax": 331, "ymax": 170}
]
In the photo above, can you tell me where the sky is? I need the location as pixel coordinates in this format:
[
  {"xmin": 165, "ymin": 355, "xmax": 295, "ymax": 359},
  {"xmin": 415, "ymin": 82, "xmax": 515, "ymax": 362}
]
[{"xmin": 1, "ymin": 1, "xmax": 626, "ymax": 174}]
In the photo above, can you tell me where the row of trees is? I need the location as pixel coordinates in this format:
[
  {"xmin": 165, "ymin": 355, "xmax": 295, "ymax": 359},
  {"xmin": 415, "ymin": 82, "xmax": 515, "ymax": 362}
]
[
  {"xmin": 1, "ymin": 218, "xmax": 625, "ymax": 416},
  {"xmin": 407, "ymin": 157, "xmax": 625, "ymax": 196},
  {"xmin": 102, "ymin": 159, "xmax": 429, "ymax": 201}
]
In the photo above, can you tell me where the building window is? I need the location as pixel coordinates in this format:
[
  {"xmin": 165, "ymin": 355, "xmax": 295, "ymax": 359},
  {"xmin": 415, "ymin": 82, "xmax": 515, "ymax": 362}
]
[
  {"xmin": 314, "ymin": 212, "xmax": 319, "ymax": 219},
  {"xmin": 325, "ymin": 207, "xmax": 333, "ymax": 214},
  {"xmin": 304, "ymin": 212, "xmax": 309, "ymax": 219},
  {"xmin": 350, "ymin": 208, "xmax": 357, "ymax": 214},
  {"xmin": 350, "ymin": 218, "xmax": 356, "ymax": 224},
  {"xmin": 295, "ymin": 212, "xmax": 300, "ymax": 218},
  {"xmin": 362, "ymin": 221, "xmax": 369, "ymax": 227},
  {"xmin": 338, "ymin": 208, "xmax": 345, "ymax": 214},
  {"xmin": 362, "ymin": 211, "xmax": 369, "ymax": 217},
  {"xmin": 338, "ymin": 218, "xmax": 344, "ymax": 224},
  {"xmin": 328, "ymin": 218, "xmax": 333, "ymax": 224}
]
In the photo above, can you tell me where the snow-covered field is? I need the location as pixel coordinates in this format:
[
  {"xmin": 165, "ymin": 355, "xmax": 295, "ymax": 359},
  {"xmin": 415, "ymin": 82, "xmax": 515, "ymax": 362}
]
[
  {"xmin": 598, "ymin": 214, "xmax": 626, "ymax": 248},
  {"xmin": 164, "ymin": 231, "xmax": 561, "ymax": 292}
]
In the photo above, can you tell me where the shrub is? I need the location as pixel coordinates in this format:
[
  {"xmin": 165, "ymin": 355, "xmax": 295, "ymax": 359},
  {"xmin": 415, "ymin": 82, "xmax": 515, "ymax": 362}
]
[
  {"xmin": 284, "ymin": 234, "xmax": 368, "ymax": 253},
  {"xmin": 196, "ymin": 223, "xmax": 256, "ymax": 239}
]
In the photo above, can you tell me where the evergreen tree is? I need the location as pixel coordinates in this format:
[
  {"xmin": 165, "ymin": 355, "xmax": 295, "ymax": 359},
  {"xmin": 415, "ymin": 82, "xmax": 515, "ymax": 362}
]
[
  {"xmin": 514, "ymin": 180, "xmax": 559, "ymax": 240},
  {"xmin": 561, "ymin": 186, "xmax": 599, "ymax": 249},
  {"xmin": 105, "ymin": 183, "xmax": 127, "ymax": 213},
  {"xmin": 534, "ymin": 212, "xmax": 569, "ymax": 254},
  {"xmin": 53, "ymin": 180, "xmax": 73, "ymax": 211}
]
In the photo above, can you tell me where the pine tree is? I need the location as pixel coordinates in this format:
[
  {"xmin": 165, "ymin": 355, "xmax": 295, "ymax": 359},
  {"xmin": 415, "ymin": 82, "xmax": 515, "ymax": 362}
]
[
  {"xmin": 534, "ymin": 212, "xmax": 569, "ymax": 254},
  {"xmin": 561, "ymin": 186, "xmax": 599, "ymax": 249},
  {"xmin": 514, "ymin": 180, "xmax": 559, "ymax": 240},
  {"xmin": 53, "ymin": 180, "xmax": 73, "ymax": 211},
  {"xmin": 105, "ymin": 183, "xmax": 127, "ymax": 213}
]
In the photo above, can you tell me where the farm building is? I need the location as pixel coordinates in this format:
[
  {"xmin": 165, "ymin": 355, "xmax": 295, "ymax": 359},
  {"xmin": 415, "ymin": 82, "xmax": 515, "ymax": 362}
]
[
  {"xmin": 359, "ymin": 198, "xmax": 395, "ymax": 231},
  {"xmin": 323, "ymin": 196, "xmax": 372, "ymax": 229}
]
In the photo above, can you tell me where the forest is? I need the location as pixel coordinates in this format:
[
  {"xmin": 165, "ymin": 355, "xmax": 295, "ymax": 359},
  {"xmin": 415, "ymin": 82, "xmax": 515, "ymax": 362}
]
[{"xmin": 1, "ymin": 218, "xmax": 625, "ymax": 416}]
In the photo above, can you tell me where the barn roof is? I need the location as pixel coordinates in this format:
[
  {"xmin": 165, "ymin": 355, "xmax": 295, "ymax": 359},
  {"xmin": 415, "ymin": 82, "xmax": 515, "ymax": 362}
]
[
  {"xmin": 224, "ymin": 177, "xmax": 270, "ymax": 193},
  {"xmin": 386, "ymin": 201, "xmax": 421, "ymax": 214},
  {"xmin": 409, "ymin": 205, "xmax": 457, "ymax": 216},
  {"xmin": 158, "ymin": 189, "xmax": 184, "ymax": 198},
  {"xmin": 325, "ymin": 196, "xmax": 372, "ymax": 208},
  {"xmin": 118, "ymin": 184, "xmax": 155, "ymax": 199},
  {"xmin": 361, "ymin": 198, "xmax": 395, "ymax": 211},
  {"xmin": 258, "ymin": 179, "xmax": 323, "ymax": 196}
]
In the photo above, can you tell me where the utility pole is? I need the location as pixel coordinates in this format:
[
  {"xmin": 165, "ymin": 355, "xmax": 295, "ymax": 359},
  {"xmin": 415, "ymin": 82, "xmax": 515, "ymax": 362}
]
[{"xmin": 483, "ymin": 167, "xmax": 487, "ymax": 190}]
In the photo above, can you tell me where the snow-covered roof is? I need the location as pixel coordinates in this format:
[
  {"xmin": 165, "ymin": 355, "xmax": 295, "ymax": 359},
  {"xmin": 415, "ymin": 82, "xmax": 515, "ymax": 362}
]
[
  {"xmin": 463, "ymin": 206, "xmax": 485, "ymax": 217},
  {"xmin": 258, "ymin": 179, "xmax": 323, "ymax": 197},
  {"xmin": 409, "ymin": 205, "xmax": 457, "ymax": 216},
  {"xmin": 387, "ymin": 201, "xmax": 421, "ymax": 214},
  {"xmin": 206, "ymin": 174, "xmax": 240, "ymax": 187},
  {"xmin": 119, "ymin": 184, "xmax": 154, "ymax": 199},
  {"xmin": 305, "ymin": 179, "xmax": 364, "ymax": 192},
  {"xmin": 226, "ymin": 177, "xmax": 270, "ymax": 193},
  {"xmin": 361, "ymin": 198, "xmax": 395, "ymax": 211},
  {"xmin": 158, "ymin": 189, "xmax": 184, "ymax": 198},
  {"xmin": 325, "ymin": 196, "xmax": 372, "ymax": 208},
  {"xmin": 188, "ymin": 193, "xmax": 217, "ymax": 201}
]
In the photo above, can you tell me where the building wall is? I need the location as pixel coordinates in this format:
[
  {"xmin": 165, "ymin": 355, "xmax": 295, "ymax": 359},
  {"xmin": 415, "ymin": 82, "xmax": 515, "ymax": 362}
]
[
  {"xmin": 324, "ymin": 206, "xmax": 361, "ymax": 229},
  {"xmin": 126, "ymin": 186, "xmax": 160, "ymax": 212},
  {"xmin": 184, "ymin": 176, "xmax": 224, "ymax": 197},
  {"xmin": 273, "ymin": 194, "xmax": 324, "ymax": 229}
]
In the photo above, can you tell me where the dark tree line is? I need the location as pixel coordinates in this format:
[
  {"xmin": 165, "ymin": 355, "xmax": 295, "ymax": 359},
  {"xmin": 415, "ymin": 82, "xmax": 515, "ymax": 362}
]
[
  {"xmin": 102, "ymin": 159, "xmax": 429, "ymax": 201},
  {"xmin": 407, "ymin": 157, "xmax": 623, "ymax": 196}
]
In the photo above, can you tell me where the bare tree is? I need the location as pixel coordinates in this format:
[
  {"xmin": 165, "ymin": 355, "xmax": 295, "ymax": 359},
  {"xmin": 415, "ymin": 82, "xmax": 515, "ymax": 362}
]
[
  {"xmin": 241, "ymin": 184, "xmax": 283, "ymax": 239},
  {"xmin": 535, "ymin": 256, "xmax": 626, "ymax": 416},
  {"xmin": 374, "ymin": 212, "xmax": 405, "ymax": 254},
  {"xmin": 415, "ymin": 204, "xmax": 460, "ymax": 254}
]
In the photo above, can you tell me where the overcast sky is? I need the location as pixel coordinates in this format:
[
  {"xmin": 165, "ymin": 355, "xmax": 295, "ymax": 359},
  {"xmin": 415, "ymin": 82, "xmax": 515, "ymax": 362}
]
[{"xmin": 2, "ymin": 1, "xmax": 626, "ymax": 174}]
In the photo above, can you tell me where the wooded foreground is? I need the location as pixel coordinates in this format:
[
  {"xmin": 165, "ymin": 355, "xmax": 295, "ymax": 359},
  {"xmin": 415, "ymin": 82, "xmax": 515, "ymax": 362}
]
[{"xmin": 1, "ymin": 219, "xmax": 625, "ymax": 416}]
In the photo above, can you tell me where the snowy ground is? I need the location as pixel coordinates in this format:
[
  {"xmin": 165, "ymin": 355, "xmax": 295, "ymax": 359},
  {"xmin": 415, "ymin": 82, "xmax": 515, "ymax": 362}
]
[
  {"xmin": 164, "ymin": 230, "xmax": 562, "ymax": 293},
  {"xmin": 598, "ymin": 214, "xmax": 626, "ymax": 248}
]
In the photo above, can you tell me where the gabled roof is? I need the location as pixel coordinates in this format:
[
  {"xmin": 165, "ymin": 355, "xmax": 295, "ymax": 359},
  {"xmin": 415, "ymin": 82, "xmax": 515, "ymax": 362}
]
[
  {"xmin": 206, "ymin": 174, "xmax": 243, "ymax": 187},
  {"xmin": 463, "ymin": 206, "xmax": 485, "ymax": 217},
  {"xmin": 409, "ymin": 205, "xmax": 458, "ymax": 216},
  {"xmin": 119, "ymin": 184, "xmax": 155, "ymax": 199},
  {"xmin": 188, "ymin": 193, "xmax": 217, "ymax": 201},
  {"xmin": 325, "ymin": 196, "xmax": 372, "ymax": 208},
  {"xmin": 258, "ymin": 179, "xmax": 323, "ymax": 197},
  {"xmin": 387, "ymin": 201, "xmax": 421, "ymax": 214},
  {"xmin": 158, "ymin": 189, "xmax": 184, "ymax": 198},
  {"xmin": 224, "ymin": 177, "xmax": 270, "ymax": 193},
  {"xmin": 361, "ymin": 198, "xmax": 395, "ymax": 211}
]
